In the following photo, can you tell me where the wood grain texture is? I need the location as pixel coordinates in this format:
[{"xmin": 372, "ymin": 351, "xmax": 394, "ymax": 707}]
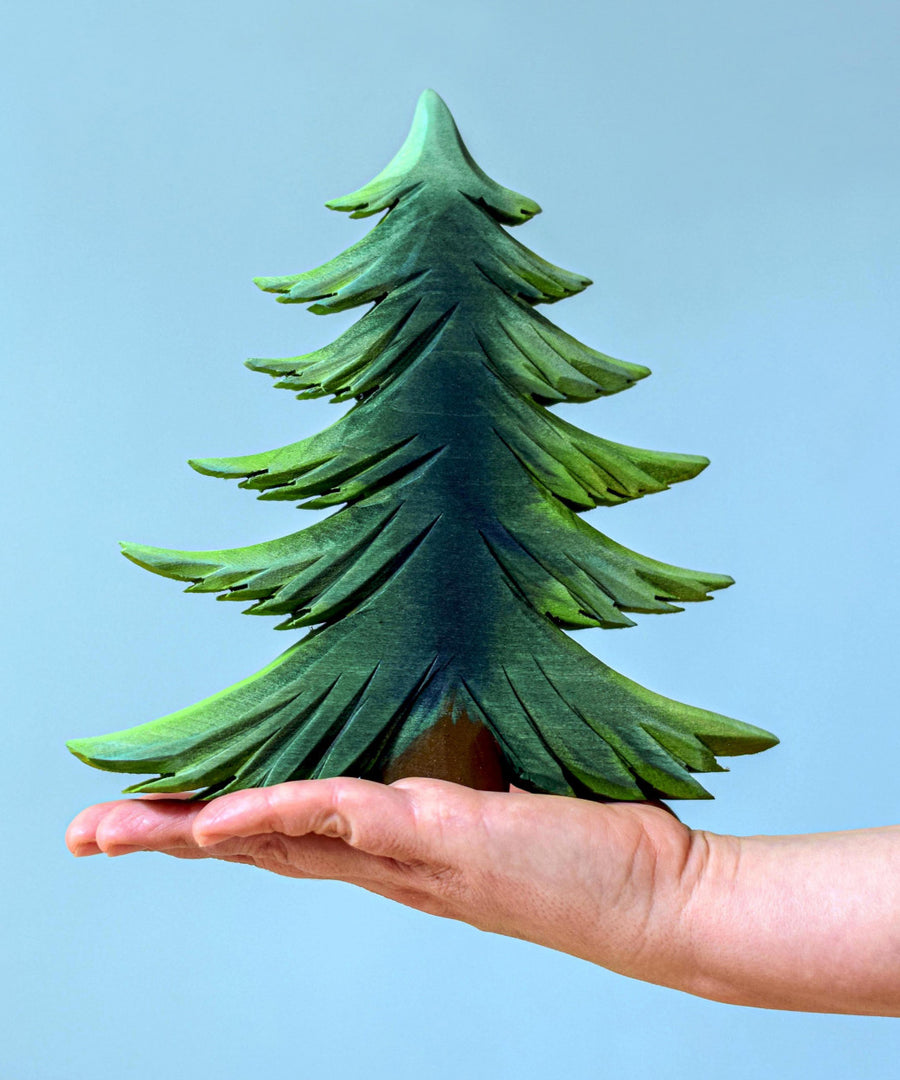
[{"xmin": 68, "ymin": 90, "xmax": 777, "ymax": 800}]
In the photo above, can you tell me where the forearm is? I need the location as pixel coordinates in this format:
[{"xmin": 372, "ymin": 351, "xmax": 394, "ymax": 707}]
[
  {"xmin": 65, "ymin": 783, "xmax": 900, "ymax": 1016},
  {"xmin": 665, "ymin": 826, "xmax": 900, "ymax": 1014}
]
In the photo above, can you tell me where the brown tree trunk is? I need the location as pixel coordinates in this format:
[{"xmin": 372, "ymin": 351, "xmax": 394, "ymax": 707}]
[{"xmin": 380, "ymin": 697, "xmax": 509, "ymax": 791}]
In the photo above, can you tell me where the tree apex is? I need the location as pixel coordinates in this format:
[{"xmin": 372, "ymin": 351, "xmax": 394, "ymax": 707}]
[{"xmin": 326, "ymin": 90, "xmax": 541, "ymax": 226}]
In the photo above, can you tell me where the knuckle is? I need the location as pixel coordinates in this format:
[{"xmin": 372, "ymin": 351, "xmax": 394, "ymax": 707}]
[
  {"xmin": 322, "ymin": 779, "xmax": 356, "ymax": 843},
  {"xmin": 319, "ymin": 810, "xmax": 352, "ymax": 841},
  {"xmin": 266, "ymin": 785, "xmax": 294, "ymax": 834},
  {"xmin": 244, "ymin": 833, "xmax": 292, "ymax": 865}
]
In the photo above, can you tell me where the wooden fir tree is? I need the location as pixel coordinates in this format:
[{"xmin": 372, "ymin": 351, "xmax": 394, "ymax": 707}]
[{"xmin": 69, "ymin": 90, "xmax": 777, "ymax": 800}]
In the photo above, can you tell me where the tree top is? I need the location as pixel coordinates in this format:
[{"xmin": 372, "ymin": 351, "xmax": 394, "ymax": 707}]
[{"xmin": 326, "ymin": 89, "xmax": 542, "ymax": 225}]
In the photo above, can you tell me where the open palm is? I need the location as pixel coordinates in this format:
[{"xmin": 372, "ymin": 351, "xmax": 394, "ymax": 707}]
[{"xmin": 67, "ymin": 778, "xmax": 695, "ymax": 978}]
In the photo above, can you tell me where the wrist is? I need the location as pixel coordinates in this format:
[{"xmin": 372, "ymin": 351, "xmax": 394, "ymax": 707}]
[
  {"xmin": 666, "ymin": 828, "xmax": 747, "ymax": 1003},
  {"xmin": 574, "ymin": 822, "xmax": 742, "ymax": 998},
  {"xmin": 579, "ymin": 812, "xmax": 730, "ymax": 993}
]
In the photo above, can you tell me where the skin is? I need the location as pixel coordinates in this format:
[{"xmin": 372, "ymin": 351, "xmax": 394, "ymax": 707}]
[{"xmin": 66, "ymin": 779, "xmax": 900, "ymax": 1016}]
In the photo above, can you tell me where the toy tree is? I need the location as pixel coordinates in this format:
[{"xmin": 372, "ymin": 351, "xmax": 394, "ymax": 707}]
[{"xmin": 69, "ymin": 90, "xmax": 777, "ymax": 800}]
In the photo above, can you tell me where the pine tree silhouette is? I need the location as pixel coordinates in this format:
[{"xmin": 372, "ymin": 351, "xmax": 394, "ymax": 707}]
[{"xmin": 69, "ymin": 90, "xmax": 777, "ymax": 800}]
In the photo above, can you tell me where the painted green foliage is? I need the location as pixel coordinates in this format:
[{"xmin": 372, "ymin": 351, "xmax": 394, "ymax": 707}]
[{"xmin": 69, "ymin": 90, "xmax": 777, "ymax": 800}]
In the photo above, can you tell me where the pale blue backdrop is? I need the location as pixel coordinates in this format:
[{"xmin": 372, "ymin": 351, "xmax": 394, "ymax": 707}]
[{"xmin": 2, "ymin": 1, "xmax": 898, "ymax": 1076}]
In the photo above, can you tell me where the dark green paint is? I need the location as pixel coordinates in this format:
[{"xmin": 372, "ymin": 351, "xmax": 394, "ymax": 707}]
[{"xmin": 68, "ymin": 90, "xmax": 777, "ymax": 800}]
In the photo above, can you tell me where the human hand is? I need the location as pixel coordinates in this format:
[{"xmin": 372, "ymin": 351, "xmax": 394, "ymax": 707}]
[
  {"xmin": 66, "ymin": 779, "xmax": 900, "ymax": 1015},
  {"xmin": 66, "ymin": 778, "xmax": 697, "ymax": 985}
]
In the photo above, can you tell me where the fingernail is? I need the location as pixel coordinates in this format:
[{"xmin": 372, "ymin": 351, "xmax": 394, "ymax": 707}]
[
  {"xmin": 70, "ymin": 843, "xmax": 99, "ymax": 857},
  {"xmin": 104, "ymin": 844, "xmax": 143, "ymax": 857}
]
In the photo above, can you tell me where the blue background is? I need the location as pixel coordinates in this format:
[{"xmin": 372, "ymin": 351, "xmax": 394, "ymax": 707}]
[{"xmin": 3, "ymin": 1, "xmax": 898, "ymax": 1075}]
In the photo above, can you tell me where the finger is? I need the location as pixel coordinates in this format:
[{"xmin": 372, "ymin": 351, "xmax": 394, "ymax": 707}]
[
  {"xmin": 137, "ymin": 846, "xmax": 213, "ymax": 861},
  {"xmin": 199, "ymin": 835, "xmax": 451, "ymax": 913},
  {"xmin": 218, "ymin": 832, "xmax": 381, "ymax": 878},
  {"xmin": 92, "ymin": 799, "xmax": 206, "ymax": 857},
  {"xmin": 67, "ymin": 800, "xmax": 136, "ymax": 856},
  {"xmin": 193, "ymin": 777, "xmax": 426, "ymax": 861},
  {"xmin": 204, "ymin": 830, "xmax": 422, "ymax": 887},
  {"xmin": 67, "ymin": 793, "xmax": 207, "ymax": 855}
]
